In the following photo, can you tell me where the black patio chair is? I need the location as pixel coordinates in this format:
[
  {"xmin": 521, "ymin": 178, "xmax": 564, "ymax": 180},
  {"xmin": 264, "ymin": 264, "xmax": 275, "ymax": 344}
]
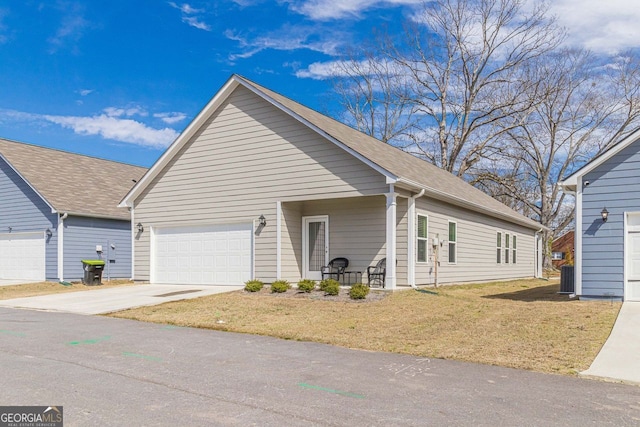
[
  {"xmin": 367, "ymin": 258, "xmax": 387, "ymax": 288},
  {"xmin": 321, "ymin": 257, "xmax": 349, "ymax": 282}
]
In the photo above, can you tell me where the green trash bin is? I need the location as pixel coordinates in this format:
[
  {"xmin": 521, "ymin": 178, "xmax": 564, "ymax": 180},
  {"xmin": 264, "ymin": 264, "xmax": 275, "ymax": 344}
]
[{"xmin": 81, "ymin": 260, "xmax": 105, "ymax": 285}]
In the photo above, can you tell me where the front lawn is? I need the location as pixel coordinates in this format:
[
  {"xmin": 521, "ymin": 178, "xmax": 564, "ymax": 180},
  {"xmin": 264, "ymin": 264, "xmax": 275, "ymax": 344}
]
[
  {"xmin": 109, "ymin": 278, "xmax": 619, "ymax": 375},
  {"xmin": 0, "ymin": 280, "xmax": 136, "ymax": 300}
]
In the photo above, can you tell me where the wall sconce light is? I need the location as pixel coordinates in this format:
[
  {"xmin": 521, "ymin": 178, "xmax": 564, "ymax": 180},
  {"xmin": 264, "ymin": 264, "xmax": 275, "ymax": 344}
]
[
  {"xmin": 45, "ymin": 228, "xmax": 53, "ymax": 238},
  {"xmin": 136, "ymin": 223, "xmax": 144, "ymax": 233},
  {"xmin": 7, "ymin": 226, "xmax": 12, "ymax": 233},
  {"xmin": 601, "ymin": 207, "xmax": 609, "ymax": 223},
  {"xmin": 259, "ymin": 215, "xmax": 267, "ymax": 227}
]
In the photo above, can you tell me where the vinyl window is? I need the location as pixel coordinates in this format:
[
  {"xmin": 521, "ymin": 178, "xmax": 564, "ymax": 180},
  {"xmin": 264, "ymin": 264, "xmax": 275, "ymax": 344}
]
[
  {"xmin": 512, "ymin": 235, "xmax": 517, "ymax": 264},
  {"xmin": 505, "ymin": 233, "xmax": 510, "ymax": 264},
  {"xmin": 448, "ymin": 221, "xmax": 457, "ymax": 264},
  {"xmin": 417, "ymin": 214, "xmax": 428, "ymax": 263},
  {"xmin": 496, "ymin": 232, "xmax": 502, "ymax": 264}
]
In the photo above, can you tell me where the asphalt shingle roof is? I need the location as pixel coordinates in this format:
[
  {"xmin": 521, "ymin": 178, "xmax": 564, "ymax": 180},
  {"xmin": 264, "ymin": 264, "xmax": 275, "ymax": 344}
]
[
  {"xmin": 0, "ymin": 138, "xmax": 147, "ymax": 220},
  {"xmin": 236, "ymin": 76, "xmax": 542, "ymax": 231}
]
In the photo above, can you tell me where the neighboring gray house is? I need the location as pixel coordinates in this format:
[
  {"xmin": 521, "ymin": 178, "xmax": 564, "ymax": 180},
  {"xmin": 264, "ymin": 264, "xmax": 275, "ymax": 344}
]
[
  {"xmin": 0, "ymin": 138, "xmax": 147, "ymax": 282},
  {"xmin": 559, "ymin": 128, "xmax": 640, "ymax": 301},
  {"xmin": 120, "ymin": 75, "xmax": 544, "ymax": 288}
]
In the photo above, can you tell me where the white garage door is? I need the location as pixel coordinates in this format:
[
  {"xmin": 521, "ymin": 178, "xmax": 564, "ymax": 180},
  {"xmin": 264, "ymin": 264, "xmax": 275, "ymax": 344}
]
[
  {"xmin": 153, "ymin": 223, "xmax": 252, "ymax": 285},
  {"xmin": 0, "ymin": 232, "xmax": 46, "ymax": 281}
]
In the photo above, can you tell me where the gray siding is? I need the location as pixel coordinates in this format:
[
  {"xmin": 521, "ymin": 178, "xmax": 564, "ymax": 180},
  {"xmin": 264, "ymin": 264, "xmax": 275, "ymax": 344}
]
[
  {"xmin": 62, "ymin": 215, "xmax": 132, "ymax": 281},
  {"xmin": 134, "ymin": 85, "xmax": 387, "ymax": 282},
  {"xmin": 0, "ymin": 157, "xmax": 58, "ymax": 280},
  {"xmin": 581, "ymin": 139, "xmax": 640, "ymax": 297},
  {"xmin": 415, "ymin": 197, "xmax": 536, "ymax": 285}
]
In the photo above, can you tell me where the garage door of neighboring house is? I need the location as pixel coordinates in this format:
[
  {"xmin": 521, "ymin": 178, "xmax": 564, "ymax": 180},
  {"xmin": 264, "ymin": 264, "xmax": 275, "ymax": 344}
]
[
  {"xmin": 0, "ymin": 232, "xmax": 46, "ymax": 281},
  {"xmin": 626, "ymin": 213, "xmax": 640, "ymax": 301},
  {"xmin": 152, "ymin": 223, "xmax": 252, "ymax": 285}
]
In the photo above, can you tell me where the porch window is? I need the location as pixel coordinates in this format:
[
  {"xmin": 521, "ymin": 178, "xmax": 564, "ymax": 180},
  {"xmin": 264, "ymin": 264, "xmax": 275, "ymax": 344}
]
[
  {"xmin": 496, "ymin": 232, "xmax": 502, "ymax": 264},
  {"xmin": 448, "ymin": 221, "xmax": 457, "ymax": 264},
  {"xmin": 512, "ymin": 235, "xmax": 517, "ymax": 264},
  {"xmin": 417, "ymin": 214, "xmax": 429, "ymax": 262},
  {"xmin": 551, "ymin": 252, "xmax": 564, "ymax": 260},
  {"xmin": 505, "ymin": 233, "xmax": 510, "ymax": 264}
]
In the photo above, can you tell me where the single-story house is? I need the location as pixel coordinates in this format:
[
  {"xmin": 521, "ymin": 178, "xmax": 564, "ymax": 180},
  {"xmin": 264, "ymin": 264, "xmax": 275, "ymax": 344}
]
[
  {"xmin": 559, "ymin": 128, "xmax": 640, "ymax": 301},
  {"xmin": 0, "ymin": 138, "xmax": 147, "ymax": 282},
  {"xmin": 551, "ymin": 230, "xmax": 574, "ymax": 269},
  {"xmin": 120, "ymin": 75, "xmax": 545, "ymax": 289}
]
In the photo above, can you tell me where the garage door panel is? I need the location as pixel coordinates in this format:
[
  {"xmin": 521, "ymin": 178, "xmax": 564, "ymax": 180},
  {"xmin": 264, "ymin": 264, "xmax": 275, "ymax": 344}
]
[
  {"xmin": 153, "ymin": 223, "xmax": 252, "ymax": 285},
  {"xmin": 0, "ymin": 233, "xmax": 45, "ymax": 281}
]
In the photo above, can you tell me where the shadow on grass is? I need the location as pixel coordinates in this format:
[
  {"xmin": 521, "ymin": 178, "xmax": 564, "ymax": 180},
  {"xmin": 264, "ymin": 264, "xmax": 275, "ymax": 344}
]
[{"xmin": 483, "ymin": 284, "xmax": 574, "ymax": 303}]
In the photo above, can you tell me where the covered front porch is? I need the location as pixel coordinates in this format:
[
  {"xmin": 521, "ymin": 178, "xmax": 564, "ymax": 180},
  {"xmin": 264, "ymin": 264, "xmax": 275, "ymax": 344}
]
[{"xmin": 274, "ymin": 189, "xmax": 416, "ymax": 289}]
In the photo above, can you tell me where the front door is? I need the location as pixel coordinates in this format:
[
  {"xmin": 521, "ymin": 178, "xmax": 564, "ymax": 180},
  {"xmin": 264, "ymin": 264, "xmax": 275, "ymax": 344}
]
[
  {"xmin": 303, "ymin": 216, "xmax": 329, "ymax": 280},
  {"xmin": 626, "ymin": 213, "xmax": 640, "ymax": 301}
]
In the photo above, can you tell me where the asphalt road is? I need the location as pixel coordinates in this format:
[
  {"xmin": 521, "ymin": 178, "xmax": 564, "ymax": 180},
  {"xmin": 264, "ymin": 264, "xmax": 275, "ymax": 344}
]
[{"xmin": 1, "ymin": 307, "xmax": 639, "ymax": 426}]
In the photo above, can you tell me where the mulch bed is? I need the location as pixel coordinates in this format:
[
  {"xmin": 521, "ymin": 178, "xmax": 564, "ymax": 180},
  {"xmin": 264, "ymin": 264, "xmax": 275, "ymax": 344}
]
[{"xmin": 244, "ymin": 285, "xmax": 389, "ymax": 303}]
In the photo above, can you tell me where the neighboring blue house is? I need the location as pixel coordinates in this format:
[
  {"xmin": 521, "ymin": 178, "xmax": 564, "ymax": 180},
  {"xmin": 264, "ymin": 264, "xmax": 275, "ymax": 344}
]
[
  {"xmin": 0, "ymin": 138, "xmax": 147, "ymax": 282},
  {"xmin": 559, "ymin": 128, "xmax": 640, "ymax": 301}
]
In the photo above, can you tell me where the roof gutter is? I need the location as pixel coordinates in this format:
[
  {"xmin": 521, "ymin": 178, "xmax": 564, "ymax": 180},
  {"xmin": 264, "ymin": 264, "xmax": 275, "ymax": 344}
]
[{"xmin": 397, "ymin": 178, "xmax": 548, "ymax": 232}]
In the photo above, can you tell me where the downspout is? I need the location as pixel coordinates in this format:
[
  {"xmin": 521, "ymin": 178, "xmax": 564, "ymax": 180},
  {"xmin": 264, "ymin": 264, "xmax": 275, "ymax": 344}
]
[
  {"xmin": 408, "ymin": 189, "xmax": 426, "ymax": 288},
  {"xmin": 535, "ymin": 227, "xmax": 543, "ymax": 279},
  {"xmin": 57, "ymin": 212, "xmax": 68, "ymax": 281}
]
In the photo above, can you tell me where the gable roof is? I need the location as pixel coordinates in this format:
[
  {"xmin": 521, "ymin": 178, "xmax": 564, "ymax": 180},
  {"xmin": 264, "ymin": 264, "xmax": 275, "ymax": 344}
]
[
  {"xmin": 0, "ymin": 138, "xmax": 147, "ymax": 220},
  {"xmin": 121, "ymin": 74, "xmax": 543, "ymax": 231},
  {"xmin": 559, "ymin": 127, "xmax": 640, "ymax": 192}
]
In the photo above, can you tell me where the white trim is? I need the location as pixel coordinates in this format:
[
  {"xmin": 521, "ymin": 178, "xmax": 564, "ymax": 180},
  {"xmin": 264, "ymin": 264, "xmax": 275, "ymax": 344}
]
[
  {"xmin": 302, "ymin": 215, "xmax": 329, "ymax": 280},
  {"xmin": 416, "ymin": 213, "xmax": 429, "ymax": 264},
  {"xmin": 496, "ymin": 231, "xmax": 502, "ymax": 264},
  {"xmin": 130, "ymin": 205, "xmax": 135, "ymax": 281},
  {"xmin": 407, "ymin": 197, "xmax": 415, "ymax": 286},
  {"xmin": 561, "ymin": 127, "xmax": 640, "ymax": 188},
  {"xmin": 575, "ymin": 176, "xmax": 583, "ymax": 296},
  {"xmin": 624, "ymin": 212, "xmax": 640, "ymax": 301},
  {"xmin": 149, "ymin": 225, "xmax": 156, "ymax": 284},
  {"xmin": 57, "ymin": 214, "xmax": 64, "ymax": 281},
  {"xmin": 386, "ymin": 185, "xmax": 397, "ymax": 289},
  {"xmin": 276, "ymin": 201, "xmax": 282, "ymax": 280}
]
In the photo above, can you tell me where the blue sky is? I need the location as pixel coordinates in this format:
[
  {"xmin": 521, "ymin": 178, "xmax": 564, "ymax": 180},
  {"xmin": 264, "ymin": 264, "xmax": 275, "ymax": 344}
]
[{"xmin": 0, "ymin": 0, "xmax": 639, "ymax": 167}]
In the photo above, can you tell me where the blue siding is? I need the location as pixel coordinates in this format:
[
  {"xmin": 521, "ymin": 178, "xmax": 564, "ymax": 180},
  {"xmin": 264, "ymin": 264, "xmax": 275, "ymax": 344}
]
[
  {"xmin": 62, "ymin": 216, "xmax": 132, "ymax": 281},
  {"xmin": 0, "ymin": 158, "xmax": 58, "ymax": 279},
  {"xmin": 582, "ymin": 139, "xmax": 640, "ymax": 298}
]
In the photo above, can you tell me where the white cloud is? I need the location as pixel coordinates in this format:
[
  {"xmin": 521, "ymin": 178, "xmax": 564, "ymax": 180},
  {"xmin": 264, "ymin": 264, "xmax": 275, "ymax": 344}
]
[
  {"xmin": 225, "ymin": 25, "xmax": 344, "ymax": 60},
  {"xmin": 547, "ymin": 0, "xmax": 640, "ymax": 53},
  {"xmin": 43, "ymin": 114, "xmax": 178, "ymax": 148},
  {"xmin": 285, "ymin": 0, "xmax": 422, "ymax": 20},
  {"xmin": 103, "ymin": 106, "xmax": 148, "ymax": 118},
  {"xmin": 77, "ymin": 89, "xmax": 93, "ymax": 96},
  {"xmin": 0, "ymin": 108, "xmax": 178, "ymax": 149},
  {"xmin": 47, "ymin": 4, "xmax": 90, "ymax": 53},
  {"xmin": 154, "ymin": 112, "xmax": 188, "ymax": 124},
  {"xmin": 295, "ymin": 60, "xmax": 341, "ymax": 79},
  {"xmin": 168, "ymin": 2, "xmax": 211, "ymax": 31}
]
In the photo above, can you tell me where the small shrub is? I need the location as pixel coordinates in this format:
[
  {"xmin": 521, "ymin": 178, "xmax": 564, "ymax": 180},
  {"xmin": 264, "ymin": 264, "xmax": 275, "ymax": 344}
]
[
  {"xmin": 322, "ymin": 279, "xmax": 340, "ymax": 296},
  {"xmin": 271, "ymin": 280, "xmax": 291, "ymax": 293},
  {"xmin": 297, "ymin": 279, "xmax": 316, "ymax": 293},
  {"xmin": 349, "ymin": 283, "xmax": 370, "ymax": 300},
  {"xmin": 319, "ymin": 278, "xmax": 340, "ymax": 292},
  {"xmin": 244, "ymin": 279, "xmax": 264, "ymax": 292}
]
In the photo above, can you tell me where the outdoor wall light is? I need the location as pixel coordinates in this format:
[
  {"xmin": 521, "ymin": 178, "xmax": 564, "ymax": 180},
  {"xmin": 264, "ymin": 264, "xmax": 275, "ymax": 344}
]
[
  {"xmin": 601, "ymin": 207, "xmax": 609, "ymax": 223},
  {"xmin": 259, "ymin": 214, "xmax": 267, "ymax": 227},
  {"xmin": 136, "ymin": 222, "xmax": 144, "ymax": 233},
  {"xmin": 7, "ymin": 226, "xmax": 11, "ymax": 233},
  {"xmin": 45, "ymin": 228, "xmax": 53, "ymax": 238}
]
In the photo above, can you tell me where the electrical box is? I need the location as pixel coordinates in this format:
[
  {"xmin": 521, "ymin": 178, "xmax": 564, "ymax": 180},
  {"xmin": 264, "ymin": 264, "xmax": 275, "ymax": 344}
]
[{"xmin": 95, "ymin": 245, "xmax": 103, "ymax": 253}]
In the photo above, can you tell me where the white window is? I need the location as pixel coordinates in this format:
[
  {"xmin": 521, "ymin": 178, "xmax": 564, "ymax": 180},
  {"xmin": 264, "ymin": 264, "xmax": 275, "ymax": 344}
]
[
  {"xmin": 417, "ymin": 214, "xmax": 428, "ymax": 263},
  {"xmin": 448, "ymin": 221, "xmax": 457, "ymax": 264},
  {"xmin": 505, "ymin": 233, "xmax": 510, "ymax": 264},
  {"xmin": 512, "ymin": 235, "xmax": 517, "ymax": 264},
  {"xmin": 552, "ymin": 252, "xmax": 564, "ymax": 260},
  {"xmin": 496, "ymin": 232, "xmax": 502, "ymax": 264}
]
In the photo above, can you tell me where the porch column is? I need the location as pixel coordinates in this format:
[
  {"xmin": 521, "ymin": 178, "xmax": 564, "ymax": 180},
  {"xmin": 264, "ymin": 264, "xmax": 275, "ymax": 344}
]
[
  {"xmin": 276, "ymin": 201, "xmax": 282, "ymax": 279},
  {"xmin": 386, "ymin": 185, "xmax": 397, "ymax": 289}
]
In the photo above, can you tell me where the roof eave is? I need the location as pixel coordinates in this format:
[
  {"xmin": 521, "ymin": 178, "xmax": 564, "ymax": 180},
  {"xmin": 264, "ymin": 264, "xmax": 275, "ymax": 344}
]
[{"xmin": 397, "ymin": 178, "xmax": 547, "ymax": 232}]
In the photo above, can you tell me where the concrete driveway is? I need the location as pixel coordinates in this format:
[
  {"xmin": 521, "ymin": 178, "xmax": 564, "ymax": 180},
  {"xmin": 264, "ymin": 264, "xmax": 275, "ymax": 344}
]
[
  {"xmin": 581, "ymin": 302, "xmax": 640, "ymax": 385},
  {"xmin": 0, "ymin": 283, "xmax": 243, "ymax": 315}
]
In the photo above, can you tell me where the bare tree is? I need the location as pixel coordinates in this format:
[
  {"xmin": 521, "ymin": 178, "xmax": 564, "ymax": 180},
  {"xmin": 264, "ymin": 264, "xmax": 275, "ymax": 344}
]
[
  {"xmin": 473, "ymin": 50, "xmax": 640, "ymax": 266},
  {"xmin": 332, "ymin": 0, "xmax": 562, "ymax": 176}
]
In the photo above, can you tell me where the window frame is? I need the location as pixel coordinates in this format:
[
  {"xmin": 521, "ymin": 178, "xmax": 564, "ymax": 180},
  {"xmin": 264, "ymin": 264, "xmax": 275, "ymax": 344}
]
[
  {"xmin": 448, "ymin": 220, "xmax": 457, "ymax": 264},
  {"xmin": 512, "ymin": 234, "xmax": 517, "ymax": 264},
  {"xmin": 417, "ymin": 214, "xmax": 429, "ymax": 263},
  {"xmin": 496, "ymin": 232, "xmax": 502, "ymax": 264}
]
